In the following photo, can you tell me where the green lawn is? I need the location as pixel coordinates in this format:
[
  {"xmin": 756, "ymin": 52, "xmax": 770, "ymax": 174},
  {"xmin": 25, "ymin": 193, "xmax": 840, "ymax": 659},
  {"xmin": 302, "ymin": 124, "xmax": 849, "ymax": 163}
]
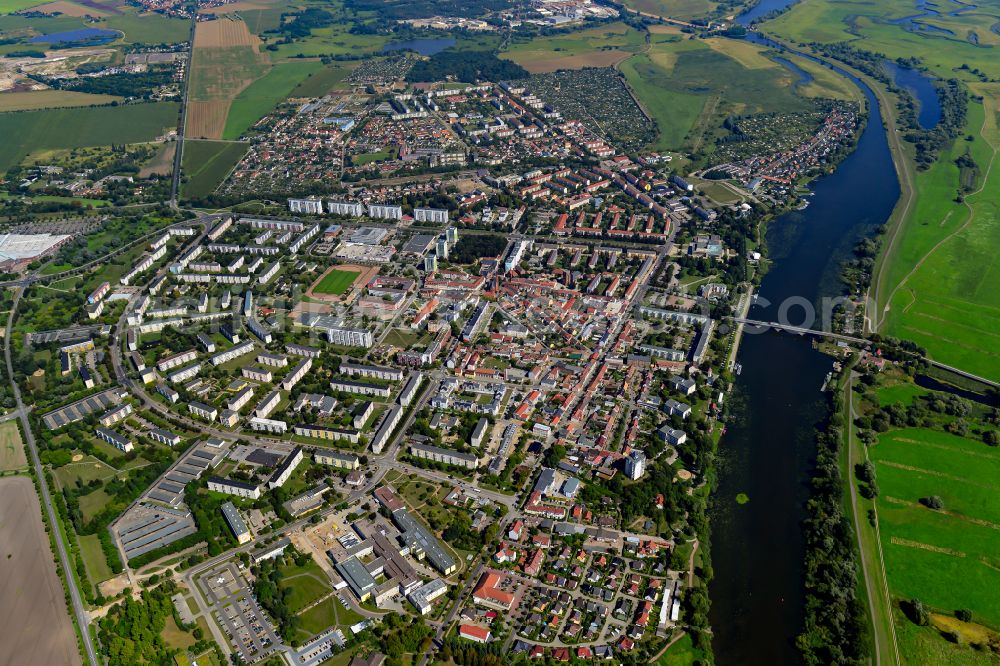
[
  {"xmin": 656, "ymin": 632, "xmax": 706, "ymax": 666},
  {"xmin": 181, "ymin": 139, "xmax": 249, "ymax": 199},
  {"xmin": 280, "ymin": 559, "xmax": 331, "ymax": 613},
  {"xmin": 0, "ymin": 102, "xmax": 179, "ymax": 172},
  {"xmin": 871, "ymin": 427, "xmax": 1000, "ymax": 627},
  {"xmin": 312, "ymin": 268, "xmax": 360, "ymax": 295},
  {"xmin": 875, "ymin": 382, "xmax": 929, "ymax": 407},
  {"xmin": 223, "ymin": 60, "xmax": 322, "ymax": 140},
  {"xmin": 78, "ymin": 533, "xmax": 113, "ymax": 584}
]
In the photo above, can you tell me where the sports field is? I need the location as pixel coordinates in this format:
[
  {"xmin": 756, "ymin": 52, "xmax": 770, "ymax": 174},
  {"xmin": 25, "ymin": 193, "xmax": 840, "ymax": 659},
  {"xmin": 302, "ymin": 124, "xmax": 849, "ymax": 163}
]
[
  {"xmin": 0, "ymin": 419, "xmax": 25, "ymax": 470},
  {"xmin": 181, "ymin": 139, "xmax": 248, "ymax": 199},
  {"xmin": 0, "ymin": 102, "xmax": 178, "ymax": 172},
  {"xmin": 311, "ymin": 267, "xmax": 360, "ymax": 295},
  {"xmin": 871, "ymin": 426, "xmax": 1000, "ymax": 627}
]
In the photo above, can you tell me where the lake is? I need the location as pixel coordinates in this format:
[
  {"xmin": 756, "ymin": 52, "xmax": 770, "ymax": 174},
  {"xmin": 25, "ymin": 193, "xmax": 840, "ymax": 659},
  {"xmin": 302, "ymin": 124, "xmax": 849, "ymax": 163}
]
[
  {"xmin": 382, "ymin": 38, "xmax": 455, "ymax": 56},
  {"xmin": 29, "ymin": 27, "xmax": 119, "ymax": 45},
  {"xmin": 883, "ymin": 59, "xmax": 942, "ymax": 130}
]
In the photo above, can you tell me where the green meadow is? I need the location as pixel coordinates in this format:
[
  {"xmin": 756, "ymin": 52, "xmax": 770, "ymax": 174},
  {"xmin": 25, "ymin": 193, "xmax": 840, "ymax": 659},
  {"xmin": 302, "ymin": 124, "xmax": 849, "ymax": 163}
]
[
  {"xmin": 181, "ymin": 139, "xmax": 249, "ymax": 199},
  {"xmin": 879, "ymin": 87, "xmax": 1000, "ymax": 381},
  {"xmin": 0, "ymin": 102, "xmax": 178, "ymax": 172},
  {"xmin": 616, "ymin": 35, "xmax": 820, "ymax": 153},
  {"xmin": 871, "ymin": 427, "xmax": 1000, "ymax": 627},
  {"xmin": 289, "ymin": 62, "xmax": 355, "ymax": 98},
  {"xmin": 223, "ymin": 60, "xmax": 322, "ymax": 139},
  {"xmin": 768, "ymin": 0, "xmax": 1000, "ymax": 79}
]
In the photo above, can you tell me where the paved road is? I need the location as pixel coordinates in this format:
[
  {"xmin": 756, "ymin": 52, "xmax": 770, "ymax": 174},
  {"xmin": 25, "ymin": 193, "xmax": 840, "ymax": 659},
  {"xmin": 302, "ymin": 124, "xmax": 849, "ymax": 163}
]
[
  {"xmin": 170, "ymin": 12, "xmax": 198, "ymax": 207},
  {"xmin": 4, "ymin": 286, "xmax": 99, "ymax": 666}
]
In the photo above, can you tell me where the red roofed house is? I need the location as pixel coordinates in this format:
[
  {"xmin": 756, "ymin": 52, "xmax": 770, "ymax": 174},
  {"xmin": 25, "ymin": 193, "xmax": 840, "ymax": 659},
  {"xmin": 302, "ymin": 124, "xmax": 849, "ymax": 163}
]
[
  {"xmin": 459, "ymin": 624, "xmax": 491, "ymax": 644},
  {"xmin": 472, "ymin": 571, "xmax": 516, "ymax": 611}
]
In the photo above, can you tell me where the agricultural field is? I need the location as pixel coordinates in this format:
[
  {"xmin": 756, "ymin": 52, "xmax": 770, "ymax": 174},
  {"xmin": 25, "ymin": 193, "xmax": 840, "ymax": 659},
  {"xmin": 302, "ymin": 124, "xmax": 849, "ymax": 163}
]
[
  {"xmin": 312, "ymin": 268, "xmax": 360, "ymax": 296},
  {"xmin": 0, "ymin": 0, "xmax": 47, "ymax": 12},
  {"xmin": 222, "ymin": 60, "xmax": 322, "ymax": 139},
  {"xmin": 502, "ymin": 22, "xmax": 648, "ymax": 73},
  {"xmin": 0, "ymin": 476, "xmax": 82, "ymax": 666},
  {"xmin": 0, "ymin": 419, "xmax": 25, "ymax": 470},
  {"xmin": 0, "ymin": 90, "xmax": 121, "ymax": 111},
  {"xmin": 0, "ymin": 102, "xmax": 178, "ymax": 172},
  {"xmin": 187, "ymin": 17, "xmax": 269, "ymax": 139},
  {"xmin": 181, "ymin": 139, "xmax": 249, "ymax": 199}
]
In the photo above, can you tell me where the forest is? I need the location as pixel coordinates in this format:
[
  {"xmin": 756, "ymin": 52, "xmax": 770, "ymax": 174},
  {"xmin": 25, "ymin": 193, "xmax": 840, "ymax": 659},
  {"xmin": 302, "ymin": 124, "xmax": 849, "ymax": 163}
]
[
  {"xmin": 796, "ymin": 362, "xmax": 869, "ymax": 665},
  {"xmin": 406, "ymin": 50, "xmax": 528, "ymax": 84}
]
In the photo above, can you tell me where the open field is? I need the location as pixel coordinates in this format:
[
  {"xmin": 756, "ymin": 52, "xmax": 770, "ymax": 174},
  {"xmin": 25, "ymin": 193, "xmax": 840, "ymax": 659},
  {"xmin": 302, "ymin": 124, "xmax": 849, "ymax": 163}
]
[
  {"xmin": 188, "ymin": 17, "xmax": 268, "ymax": 139},
  {"xmin": 502, "ymin": 22, "xmax": 647, "ymax": 73},
  {"xmin": 0, "ymin": 90, "xmax": 121, "ymax": 111},
  {"xmin": 181, "ymin": 139, "xmax": 248, "ymax": 198},
  {"xmin": 0, "ymin": 101, "xmax": 178, "ymax": 172},
  {"xmin": 0, "ymin": 420, "xmax": 25, "ymax": 470},
  {"xmin": 767, "ymin": 0, "xmax": 1000, "ymax": 79},
  {"xmin": 269, "ymin": 23, "xmax": 386, "ymax": 59},
  {"xmin": 94, "ymin": 8, "xmax": 190, "ymax": 44},
  {"xmin": 31, "ymin": 0, "xmax": 107, "ymax": 16},
  {"xmin": 871, "ymin": 427, "xmax": 1000, "ymax": 627},
  {"xmin": 617, "ymin": 34, "xmax": 812, "ymax": 152},
  {"xmin": 879, "ymin": 85, "xmax": 1000, "ymax": 381},
  {"xmin": 621, "ymin": 0, "xmax": 718, "ymax": 20},
  {"xmin": 289, "ymin": 62, "xmax": 355, "ymax": 98},
  {"xmin": 138, "ymin": 140, "xmax": 175, "ymax": 177},
  {"xmin": 0, "ymin": 0, "xmax": 47, "ymax": 12},
  {"xmin": 78, "ymin": 532, "xmax": 113, "ymax": 584},
  {"xmin": 222, "ymin": 59, "xmax": 321, "ymax": 139},
  {"xmin": 0, "ymin": 476, "xmax": 82, "ymax": 666}
]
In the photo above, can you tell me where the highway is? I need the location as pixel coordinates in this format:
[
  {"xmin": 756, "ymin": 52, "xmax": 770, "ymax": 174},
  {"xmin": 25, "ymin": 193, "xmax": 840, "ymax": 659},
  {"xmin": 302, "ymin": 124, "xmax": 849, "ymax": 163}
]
[{"xmin": 4, "ymin": 286, "xmax": 99, "ymax": 666}]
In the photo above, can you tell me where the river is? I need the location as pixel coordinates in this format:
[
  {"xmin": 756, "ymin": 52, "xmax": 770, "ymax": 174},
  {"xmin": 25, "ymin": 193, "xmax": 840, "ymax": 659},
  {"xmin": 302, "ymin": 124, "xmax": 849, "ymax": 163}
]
[{"xmin": 708, "ymin": 5, "xmax": 901, "ymax": 664}]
